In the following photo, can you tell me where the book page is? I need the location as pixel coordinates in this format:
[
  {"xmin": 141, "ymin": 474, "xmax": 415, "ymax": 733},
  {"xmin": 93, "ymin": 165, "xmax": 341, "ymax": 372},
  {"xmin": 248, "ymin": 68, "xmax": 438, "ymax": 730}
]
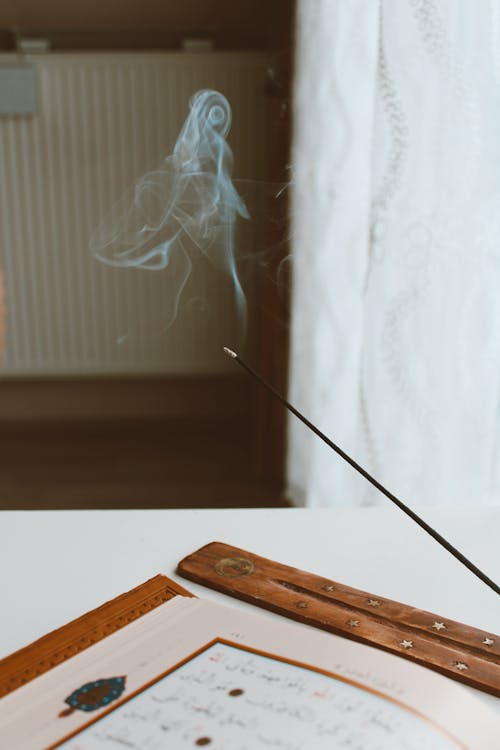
[
  {"xmin": 0, "ymin": 596, "xmax": 497, "ymax": 749},
  {"xmin": 56, "ymin": 641, "xmax": 462, "ymax": 750}
]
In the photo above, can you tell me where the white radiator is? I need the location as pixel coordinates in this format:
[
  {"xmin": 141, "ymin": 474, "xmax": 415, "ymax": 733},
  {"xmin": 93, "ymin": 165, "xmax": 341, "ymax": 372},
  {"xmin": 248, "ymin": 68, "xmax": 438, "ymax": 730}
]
[{"xmin": 0, "ymin": 52, "xmax": 269, "ymax": 375}]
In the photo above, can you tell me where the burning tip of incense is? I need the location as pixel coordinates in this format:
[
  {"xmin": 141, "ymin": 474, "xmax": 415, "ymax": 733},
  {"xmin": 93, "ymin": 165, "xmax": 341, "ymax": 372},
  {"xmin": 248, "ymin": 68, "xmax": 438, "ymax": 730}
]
[{"xmin": 223, "ymin": 346, "xmax": 238, "ymax": 359}]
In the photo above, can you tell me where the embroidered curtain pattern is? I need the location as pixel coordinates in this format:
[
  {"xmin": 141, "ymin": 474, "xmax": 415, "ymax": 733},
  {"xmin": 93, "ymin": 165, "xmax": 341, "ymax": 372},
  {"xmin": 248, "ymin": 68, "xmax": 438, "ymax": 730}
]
[{"xmin": 289, "ymin": 0, "xmax": 500, "ymax": 507}]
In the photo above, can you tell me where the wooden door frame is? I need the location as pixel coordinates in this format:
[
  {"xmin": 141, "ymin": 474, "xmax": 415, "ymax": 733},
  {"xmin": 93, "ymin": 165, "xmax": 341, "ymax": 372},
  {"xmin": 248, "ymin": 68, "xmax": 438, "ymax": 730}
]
[{"xmin": 252, "ymin": 0, "xmax": 295, "ymax": 499}]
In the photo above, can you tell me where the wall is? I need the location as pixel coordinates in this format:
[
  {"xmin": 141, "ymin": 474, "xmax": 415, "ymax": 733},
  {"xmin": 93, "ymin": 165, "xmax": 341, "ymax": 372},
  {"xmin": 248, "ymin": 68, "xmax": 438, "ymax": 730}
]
[
  {"xmin": 0, "ymin": 0, "xmax": 294, "ymax": 508},
  {"xmin": 0, "ymin": 1, "xmax": 289, "ymax": 50}
]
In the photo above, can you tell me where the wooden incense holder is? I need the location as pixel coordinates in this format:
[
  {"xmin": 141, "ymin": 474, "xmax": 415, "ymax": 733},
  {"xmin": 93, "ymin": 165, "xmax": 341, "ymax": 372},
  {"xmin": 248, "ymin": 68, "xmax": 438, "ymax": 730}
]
[{"xmin": 177, "ymin": 541, "xmax": 500, "ymax": 697}]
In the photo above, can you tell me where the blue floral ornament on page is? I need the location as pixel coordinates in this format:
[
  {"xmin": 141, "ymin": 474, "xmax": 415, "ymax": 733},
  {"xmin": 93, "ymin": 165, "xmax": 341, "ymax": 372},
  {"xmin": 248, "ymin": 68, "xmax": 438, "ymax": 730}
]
[{"xmin": 58, "ymin": 676, "xmax": 126, "ymax": 717}]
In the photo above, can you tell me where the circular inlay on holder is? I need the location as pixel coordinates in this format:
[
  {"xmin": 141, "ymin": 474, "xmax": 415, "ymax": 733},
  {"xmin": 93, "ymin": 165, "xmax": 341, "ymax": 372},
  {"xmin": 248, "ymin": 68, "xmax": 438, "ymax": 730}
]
[{"xmin": 214, "ymin": 557, "xmax": 254, "ymax": 578}]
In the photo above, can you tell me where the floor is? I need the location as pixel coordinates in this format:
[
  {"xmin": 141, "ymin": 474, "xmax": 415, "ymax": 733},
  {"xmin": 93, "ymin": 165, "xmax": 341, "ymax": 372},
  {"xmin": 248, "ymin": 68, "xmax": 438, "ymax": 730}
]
[{"xmin": 0, "ymin": 419, "xmax": 288, "ymax": 509}]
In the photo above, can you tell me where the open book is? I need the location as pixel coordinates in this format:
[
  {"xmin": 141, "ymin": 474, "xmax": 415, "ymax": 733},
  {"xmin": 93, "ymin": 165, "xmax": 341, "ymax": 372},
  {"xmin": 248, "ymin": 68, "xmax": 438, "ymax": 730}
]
[{"xmin": 0, "ymin": 576, "xmax": 498, "ymax": 749}]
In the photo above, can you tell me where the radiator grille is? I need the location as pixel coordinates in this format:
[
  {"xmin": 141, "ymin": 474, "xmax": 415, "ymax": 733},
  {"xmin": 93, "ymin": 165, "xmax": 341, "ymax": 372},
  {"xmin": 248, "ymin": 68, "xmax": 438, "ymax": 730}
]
[{"xmin": 0, "ymin": 53, "xmax": 268, "ymax": 375}]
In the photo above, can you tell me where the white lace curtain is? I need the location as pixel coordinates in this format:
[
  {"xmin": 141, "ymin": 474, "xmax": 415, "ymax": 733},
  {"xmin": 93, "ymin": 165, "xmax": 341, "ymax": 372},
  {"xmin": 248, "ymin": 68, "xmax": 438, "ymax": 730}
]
[{"xmin": 288, "ymin": 0, "xmax": 500, "ymax": 507}]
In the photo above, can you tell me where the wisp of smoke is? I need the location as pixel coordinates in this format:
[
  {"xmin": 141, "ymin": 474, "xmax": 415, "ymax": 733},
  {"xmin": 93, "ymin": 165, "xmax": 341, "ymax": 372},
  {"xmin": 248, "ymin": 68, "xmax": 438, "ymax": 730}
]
[{"xmin": 89, "ymin": 89, "xmax": 250, "ymax": 327}]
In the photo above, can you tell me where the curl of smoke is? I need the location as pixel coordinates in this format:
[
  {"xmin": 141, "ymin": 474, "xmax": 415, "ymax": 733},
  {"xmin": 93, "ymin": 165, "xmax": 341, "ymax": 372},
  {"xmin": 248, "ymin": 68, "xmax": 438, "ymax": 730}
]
[{"xmin": 89, "ymin": 89, "xmax": 250, "ymax": 327}]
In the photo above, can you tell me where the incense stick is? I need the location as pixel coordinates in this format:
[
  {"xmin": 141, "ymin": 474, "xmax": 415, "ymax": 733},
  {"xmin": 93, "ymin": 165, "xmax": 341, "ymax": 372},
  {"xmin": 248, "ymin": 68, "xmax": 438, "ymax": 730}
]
[{"xmin": 223, "ymin": 347, "xmax": 500, "ymax": 596}]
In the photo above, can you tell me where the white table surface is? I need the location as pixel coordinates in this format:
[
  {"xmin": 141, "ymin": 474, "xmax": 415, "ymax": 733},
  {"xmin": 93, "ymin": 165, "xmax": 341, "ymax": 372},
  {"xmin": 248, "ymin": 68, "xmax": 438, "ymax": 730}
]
[{"xmin": 1, "ymin": 506, "xmax": 499, "ymax": 711}]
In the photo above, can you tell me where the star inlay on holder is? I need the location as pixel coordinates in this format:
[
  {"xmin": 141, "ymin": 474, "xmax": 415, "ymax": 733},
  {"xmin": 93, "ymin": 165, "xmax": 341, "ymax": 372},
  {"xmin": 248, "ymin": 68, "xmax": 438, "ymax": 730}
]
[{"xmin": 432, "ymin": 621, "xmax": 447, "ymax": 631}]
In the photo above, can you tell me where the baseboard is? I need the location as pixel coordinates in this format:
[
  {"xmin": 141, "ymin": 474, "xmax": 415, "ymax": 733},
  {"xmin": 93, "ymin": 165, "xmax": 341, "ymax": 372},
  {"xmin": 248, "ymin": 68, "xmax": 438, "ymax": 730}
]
[{"xmin": 0, "ymin": 375, "xmax": 252, "ymax": 421}]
